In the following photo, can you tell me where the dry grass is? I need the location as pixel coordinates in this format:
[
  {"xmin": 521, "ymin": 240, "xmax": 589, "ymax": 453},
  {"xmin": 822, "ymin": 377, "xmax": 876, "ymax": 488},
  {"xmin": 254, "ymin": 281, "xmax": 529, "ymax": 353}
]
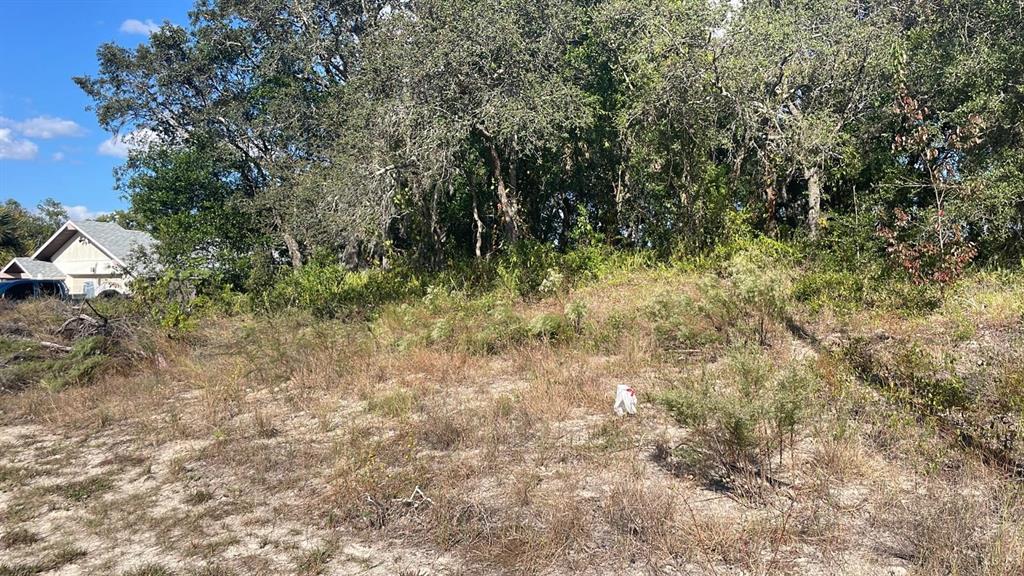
[{"xmin": 1, "ymin": 267, "xmax": 1023, "ymax": 574}]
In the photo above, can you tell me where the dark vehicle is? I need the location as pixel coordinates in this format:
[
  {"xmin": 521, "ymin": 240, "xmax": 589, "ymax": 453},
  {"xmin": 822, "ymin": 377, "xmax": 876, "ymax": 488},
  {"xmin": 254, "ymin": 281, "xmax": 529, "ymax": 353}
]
[{"xmin": 0, "ymin": 279, "xmax": 70, "ymax": 301}]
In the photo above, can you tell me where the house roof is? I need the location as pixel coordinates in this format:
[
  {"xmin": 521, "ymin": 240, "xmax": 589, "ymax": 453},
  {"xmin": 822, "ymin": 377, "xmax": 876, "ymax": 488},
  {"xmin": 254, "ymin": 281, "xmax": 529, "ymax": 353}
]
[
  {"xmin": 32, "ymin": 220, "xmax": 156, "ymax": 266},
  {"xmin": 1, "ymin": 257, "xmax": 66, "ymax": 279}
]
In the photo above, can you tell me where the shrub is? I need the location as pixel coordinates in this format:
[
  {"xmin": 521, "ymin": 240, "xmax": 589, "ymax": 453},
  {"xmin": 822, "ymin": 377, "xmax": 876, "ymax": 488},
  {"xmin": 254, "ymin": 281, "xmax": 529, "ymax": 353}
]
[
  {"xmin": 564, "ymin": 300, "xmax": 587, "ymax": 335},
  {"xmin": 131, "ymin": 268, "xmax": 246, "ymax": 332},
  {"xmin": 644, "ymin": 293, "xmax": 721, "ymax": 351},
  {"xmin": 793, "ymin": 269, "xmax": 868, "ymax": 312},
  {"xmin": 698, "ymin": 210, "xmax": 799, "ymax": 269},
  {"xmin": 878, "ymin": 207, "xmax": 978, "ymax": 289},
  {"xmin": 643, "ymin": 243, "xmax": 794, "ymax": 351},
  {"xmin": 717, "ymin": 247, "xmax": 793, "ymax": 346},
  {"xmin": 527, "ymin": 313, "xmax": 569, "ymax": 341},
  {"xmin": 268, "ymin": 263, "xmax": 423, "ymax": 319},
  {"xmin": 467, "ymin": 303, "xmax": 529, "ymax": 353},
  {"xmin": 495, "ymin": 241, "xmax": 562, "ymax": 298},
  {"xmin": 491, "ymin": 229, "xmax": 625, "ymax": 299},
  {"xmin": 843, "ymin": 338, "xmax": 970, "ymax": 415},
  {"xmin": 374, "ymin": 290, "xmax": 533, "ymax": 354},
  {"xmin": 793, "ymin": 247, "xmax": 945, "ymax": 315},
  {"xmin": 38, "ymin": 336, "xmax": 111, "ymax": 391},
  {"xmin": 656, "ymin": 348, "xmax": 816, "ymax": 499}
]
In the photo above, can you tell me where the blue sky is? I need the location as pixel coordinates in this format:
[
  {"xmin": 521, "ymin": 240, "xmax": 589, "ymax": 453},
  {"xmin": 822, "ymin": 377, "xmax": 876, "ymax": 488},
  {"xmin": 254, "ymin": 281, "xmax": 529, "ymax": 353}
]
[{"xmin": 0, "ymin": 0, "xmax": 191, "ymax": 219}]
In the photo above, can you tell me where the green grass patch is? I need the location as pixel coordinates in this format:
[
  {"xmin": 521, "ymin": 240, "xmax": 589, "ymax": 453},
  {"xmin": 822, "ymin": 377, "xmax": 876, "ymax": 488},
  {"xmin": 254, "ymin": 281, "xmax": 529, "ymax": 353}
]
[
  {"xmin": 366, "ymin": 390, "xmax": 416, "ymax": 418},
  {"xmin": 49, "ymin": 474, "xmax": 114, "ymax": 503}
]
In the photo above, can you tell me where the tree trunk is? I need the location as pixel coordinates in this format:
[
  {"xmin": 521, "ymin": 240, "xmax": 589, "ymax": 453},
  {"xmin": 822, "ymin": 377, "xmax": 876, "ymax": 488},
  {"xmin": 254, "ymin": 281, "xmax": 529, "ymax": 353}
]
[
  {"xmin": 272, "ymin": 212, "xmax": 303, "ymax": 268},
  {"xmin": 488, "ymin": 143, "xmax": 520, "ymax": 245},
  {"xmin": 283, "ymin": 232, "xmax": 303, "ymax": 269},
  {"xmin": 805, "ymin": 164, "xmax": 822, "ymax": 238},
  {"xmin": 471, "ymin": 187, "xmax": 483, "ymax": 259},
  {"xmin": 764, "ymin": 177, "xmax": 779, "ymax": 233},
  {"xmin": 761, "ymin": 153, "xmax": 779, "ymax": 233}
]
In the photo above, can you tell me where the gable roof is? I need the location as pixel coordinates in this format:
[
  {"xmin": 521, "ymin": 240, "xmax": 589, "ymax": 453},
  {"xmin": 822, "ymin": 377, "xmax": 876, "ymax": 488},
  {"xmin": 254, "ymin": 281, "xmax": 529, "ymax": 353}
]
[
  {"xmin": 72, "ymin": 220, "xmax": 157, "ymax": 263},
  {"xmin": 32, "ymin": 220, "xmax": 156, "ymax": 266},
  {"xmin": 1, "ymin": 257, "xmax": 66, "ymax": 280}
]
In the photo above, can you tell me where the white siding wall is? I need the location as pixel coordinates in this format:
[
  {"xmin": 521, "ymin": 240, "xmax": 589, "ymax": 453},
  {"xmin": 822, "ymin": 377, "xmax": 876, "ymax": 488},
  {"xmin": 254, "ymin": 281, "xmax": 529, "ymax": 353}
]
[{"xmin": 50, "ymin": 232, "xmax": 123, "ymax": 296}]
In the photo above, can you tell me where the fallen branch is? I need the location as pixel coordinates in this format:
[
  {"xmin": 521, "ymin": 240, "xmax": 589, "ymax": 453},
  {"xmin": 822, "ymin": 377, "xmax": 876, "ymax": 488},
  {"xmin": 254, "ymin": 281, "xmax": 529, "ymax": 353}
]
[
  {"xmin": 394, "ymin": 486, "xmax": 433, "ymax": 509},
  {"xmin": 35, "ymin": 340, "xmax": 72, "ymax": 353},
  {"xmin": 6, "ymin": 335, "xmax": 72, "ymax": 353},
  {"xmin": 57, "ymin": 314, "xmax": 101, "ymax": 335},
  {"xmin": 84, "ymin": 299, "xmax": 110, "ymax": 325}
]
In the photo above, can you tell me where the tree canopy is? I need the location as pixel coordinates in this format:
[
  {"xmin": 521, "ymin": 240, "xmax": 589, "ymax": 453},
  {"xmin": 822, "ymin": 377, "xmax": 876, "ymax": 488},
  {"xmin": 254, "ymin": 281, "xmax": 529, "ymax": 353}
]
[{"xmin": 75, "ymin": 0, "xmax": 1024, "ymax": 282}]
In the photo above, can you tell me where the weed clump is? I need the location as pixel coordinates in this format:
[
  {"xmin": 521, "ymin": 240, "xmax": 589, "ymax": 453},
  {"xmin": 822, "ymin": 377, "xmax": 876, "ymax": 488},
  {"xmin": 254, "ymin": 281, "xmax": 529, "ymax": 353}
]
[
  {"xmin": 526, "ymin": 312, "xmax": 568, "ymax": 341},
  {"xmin": 0, "ymin": 544, "xmax": 87, "ymax": 575},
  {"xmin": 366, "ymin": 390, "xmax": 416, "ymax": 418},
  {"xmin": 51, "ymin": 474, "xmax": 114, "ymax": 503},
  {"xmin": 0, "ymin": 527, "xmax": 40, "ymax": 548}
]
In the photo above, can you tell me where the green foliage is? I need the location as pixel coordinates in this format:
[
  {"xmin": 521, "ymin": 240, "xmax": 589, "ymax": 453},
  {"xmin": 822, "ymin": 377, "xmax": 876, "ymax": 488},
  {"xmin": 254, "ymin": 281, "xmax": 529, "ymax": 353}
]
[
  {"xmin": 74, "ymin": 0, "xmax": 1022, "ymax": 302},
  {"xmin": 366, "ymin": 390, "xmax": 417, "ymax": 418},
  {"xmin": 793, "ymin": 260, "xmax": 942, "ymax": 315},
  {"xmin": 527, "ymin": 312, "xmax": 569, "ymax": 341},
  {"xmin": 644, "ymin": 293, "xmax": 721, "ymax": 351},
  {"xmin": 642, "ymin": 232, "xmax": 798, "ymax": 351},
  {"xmin": 0, "ymin": 199, "xmax": 58, "ymax": 263},
  {"xmin": 0, "ymin": 335, "xmax": 112, "ymax": 392},
  {"xmin": 564, "ymin": 300, "xmax": 587, "ymax": 335},
  {"xmin": 0, "ymin": 338, "xmax": 51, "ymax": 392},
  {"xmin": 40, "ymin": 337, "xmax": 111, "ymax": 392},
  {"xmin": 495, "ymin": 242, "xmax": 563, "ymax": 298},
  {"xmin": 656, "ymin": 348, "xmax": 817, "ymax": 495},
  {"xmin": 703, "ymin": 211, "xmax": 799, "ymax": 267},
  {"xmin": 131, "ymin": 268, "xmax": 247, "ymax": 333},
  {"xmin": 461, "ymin": 302, "xmax": 529, "ymax": 354},
  {"xmin": 267, "ymin": 264, "xmax": 423, "ymax": 320},
  {"xmin": 843, "ymin": 338, "xmax": 970, "ymax": 415},
  {"xmin": 379, "ymin": 286, "xmax": 599, "ymax": 354},
  {"xmin": 792, "ymin": 269, "xmax": 868, "ymax": 313},
  {"xmin": 120, "ymin": 144, "xmax": 264, "ymax": 287},
  {"xmin": 720, "ymin": 248, "xmax": 793, "ymax": 345}
]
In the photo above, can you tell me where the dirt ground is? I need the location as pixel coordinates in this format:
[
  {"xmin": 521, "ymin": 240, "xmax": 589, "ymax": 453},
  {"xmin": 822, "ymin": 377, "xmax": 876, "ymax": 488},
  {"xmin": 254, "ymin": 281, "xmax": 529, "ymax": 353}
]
[{"xmin": 2, "ymin": 272, "xmax": 1022, "ymax": 575}]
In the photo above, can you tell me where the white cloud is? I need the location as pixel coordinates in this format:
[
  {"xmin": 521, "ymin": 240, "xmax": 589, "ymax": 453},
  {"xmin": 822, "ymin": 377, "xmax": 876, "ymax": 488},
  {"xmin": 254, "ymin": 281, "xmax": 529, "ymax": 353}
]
[
  {"xmin": 0, "ymin": 115, "xmax": 84, "ymax": 140},
  {"xmin": 52, "ymin": 152, "xmax": 65, "ymax": 161},
  {"xmin": 98, "ymin": 128, "xmax": 157, "ymax": 158},
  {"xmin": 65, "ymin": 205, "xmax": 108, "ymax": 221},
  {"xmin": 120, "ymin": 18, "xmax": 161, "ymax": 35},
  {"xmin": 0, "ymin": 128, "xmax": 38, "ymax": 160},
  {"xmin": 15, "ymin": 116, "xmax": 84, "ymax": 139}
]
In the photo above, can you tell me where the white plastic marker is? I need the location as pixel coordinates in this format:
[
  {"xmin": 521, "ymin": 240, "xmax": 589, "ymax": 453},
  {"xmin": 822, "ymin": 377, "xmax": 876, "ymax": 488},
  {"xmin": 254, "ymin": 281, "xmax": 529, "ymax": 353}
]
[{"xmin": 613, "ymin": 384, "xmax": 637, "ymax": 416}]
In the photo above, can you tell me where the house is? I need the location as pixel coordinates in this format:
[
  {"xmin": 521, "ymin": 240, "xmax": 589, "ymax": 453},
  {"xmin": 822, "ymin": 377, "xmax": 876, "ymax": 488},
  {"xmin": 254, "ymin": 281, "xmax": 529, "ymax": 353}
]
[{"xmin": 1, "ymin": 220, "xmax": 156, "ymax": 298}]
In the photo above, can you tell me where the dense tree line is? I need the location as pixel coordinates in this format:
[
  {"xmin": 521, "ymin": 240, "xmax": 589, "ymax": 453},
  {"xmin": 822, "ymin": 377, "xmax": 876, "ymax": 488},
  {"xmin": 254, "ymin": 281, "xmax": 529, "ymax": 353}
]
[
  {"xmin": 76, "ymin": 0, "xmax": 1024, "ymax": 283},
  {"xmin": 0, "ymin": 199, "xmax": 70, "ymax": 263}
]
